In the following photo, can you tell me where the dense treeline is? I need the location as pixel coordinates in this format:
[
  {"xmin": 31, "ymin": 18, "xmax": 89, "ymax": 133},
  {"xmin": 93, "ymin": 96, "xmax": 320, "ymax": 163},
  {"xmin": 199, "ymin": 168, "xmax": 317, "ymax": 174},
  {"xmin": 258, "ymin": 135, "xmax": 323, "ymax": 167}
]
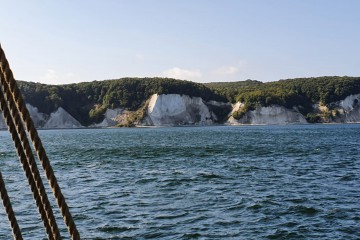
[
  {"xmin": 17, "ymin": 76, "xmax": 360, "ymax": 125},
  {"xmin": 18, "ymin": 77, "xmax": 227, "ymax": 126},
  {"xmin": 205, "ymin": 80, "xmax": 263, "ymax": 103},
  {"xmin": 206, "ymin": 76, "xmax": 360, "ymax": 116}
]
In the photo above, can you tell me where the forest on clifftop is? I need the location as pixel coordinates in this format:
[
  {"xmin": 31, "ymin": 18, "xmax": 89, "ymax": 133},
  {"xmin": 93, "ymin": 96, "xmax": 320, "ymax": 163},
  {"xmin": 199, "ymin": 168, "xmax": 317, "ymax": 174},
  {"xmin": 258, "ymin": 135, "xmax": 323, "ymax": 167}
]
[
  {"xmin": 17, "ymin": 76, "xmax": 360, "ymax": 125},
  {"xmin": 17, "ymin": 77, "xmax": 227, "ymax": 125}
]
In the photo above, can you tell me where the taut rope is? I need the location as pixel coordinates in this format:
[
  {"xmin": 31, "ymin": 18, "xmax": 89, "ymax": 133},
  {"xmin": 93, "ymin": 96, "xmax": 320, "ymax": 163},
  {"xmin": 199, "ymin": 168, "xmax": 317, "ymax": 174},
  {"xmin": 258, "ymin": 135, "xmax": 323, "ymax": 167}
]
[
  {"xmin": 0, "ymin": 171, "xmax": 22, "ymax": 240},
  {"xmin": 0, "ymin": 44, "xmax": 80, "ymax": 239},
  {"xmin": 0, "ymin": 82, "xmax": 59, "ymax": 239},
  {"xmin": 0, "ymin": 87, "xmax": 59, "ymax": 239}
]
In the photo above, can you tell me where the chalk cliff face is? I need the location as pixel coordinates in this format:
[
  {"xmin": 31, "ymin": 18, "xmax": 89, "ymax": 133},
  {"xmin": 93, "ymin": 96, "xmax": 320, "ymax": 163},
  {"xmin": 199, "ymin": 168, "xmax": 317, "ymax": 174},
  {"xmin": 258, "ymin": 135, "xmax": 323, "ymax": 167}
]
[
  {"xmin": 142, "ymin": 94, "xmax": 227, "ymax": 126},
  {"xmin": 324, "ymin": 94, "xmax": 360, "ymax": 123},
  {"xmin": 27, "ymin": 104, "xmax": 48, "ymax": 127},
  {"xmin": 91, "ymin": 108, "xmax": 124, "ymax": 127},
  {"xmin": 228, "ymin": 94, "xmax": 360, "ymax": 125},
  {"xmin": 43, "ymin": 107, "xmax": 83, "ymax": 129},
  {"xmin": 1, "ymin": 94, "xmax": 230, "ymax": 128},
  {"xmin": 0, "ymin": 104, "xmax": 48, "ymax": 129},
  {"xmin": 0, "ymin": 105, "xmax": 83, "ymax": 129},
  {"xmin": 228, "ymin": 103, "xmax": 307, "ymax": 125},
  {"xmin": 2, "ymin": 93, "xmax": 360, "ymax": 129}
]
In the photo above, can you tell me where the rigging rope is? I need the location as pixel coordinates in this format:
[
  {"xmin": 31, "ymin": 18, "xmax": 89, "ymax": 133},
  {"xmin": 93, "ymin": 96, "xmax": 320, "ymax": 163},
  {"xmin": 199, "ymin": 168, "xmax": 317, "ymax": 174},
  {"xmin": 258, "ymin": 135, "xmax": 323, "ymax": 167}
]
[
  {"xmin": 0, "ymin": 44, "xmax": 80, "ymax": 239},
  {"xmin": 0, "ymin": 171, "xmax": 23, "ymax": 240},
  {"xmin": 0, "ymin": 85, "xmax": 59, "ymax": 239}
]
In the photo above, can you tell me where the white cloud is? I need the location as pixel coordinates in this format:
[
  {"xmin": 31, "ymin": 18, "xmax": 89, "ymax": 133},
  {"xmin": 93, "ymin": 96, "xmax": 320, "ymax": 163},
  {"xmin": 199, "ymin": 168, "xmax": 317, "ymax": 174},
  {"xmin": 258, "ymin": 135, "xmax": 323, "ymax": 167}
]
[
  {"xmin": 41, "ymin": 69, "xmax": 79, "ymax": 85},
  {"xmin": 43, "ymin": 69, "xmax": 59, "ymax": 83},
  {"xmin": 214, "ymin": 66, "xmax": 239, "ymax": 75},
  {"xmin": 162, "ymin": 67, "xmax": 202, "ymax": 80},
  {"xmin": 65, "ymin": 72, "xmax": 76, "ymax": 78},
  {"xmin": 213, "ymin": 62, "xmax": 246, "ymax": 76}
]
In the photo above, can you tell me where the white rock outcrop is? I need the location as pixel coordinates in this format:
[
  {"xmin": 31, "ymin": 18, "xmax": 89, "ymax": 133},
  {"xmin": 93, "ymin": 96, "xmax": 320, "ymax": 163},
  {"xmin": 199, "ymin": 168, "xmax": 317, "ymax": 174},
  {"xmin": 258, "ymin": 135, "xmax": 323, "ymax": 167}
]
[
  {"xmin": 338, "ymin": 94, "xmax": 360, "ymax": 122},
  {"xmin": 340, "ymin": 94, "xmax": 360, "ymax": 111},
  {"xmin": 26, "ymin": 104, "xmax": 48, "ymax": 127},
  {"xmin": 43, "ymin": 107, "xmax": 82, "ymax": 129},
  {"xmin": 0, "ymin": 105, "xmax": 83, "ymax": 129},
  {"xmin": 91, "ymin": 108, "xmax": 124, "ymax": 127},
  {"xmin": 3, "ymin": 93, "xmax": 360, "ymax": 129},
  {"xmin": 228, "ymin": 103, "xmax": 307, "ymax": 125},
  {"xmin": 142, "ymin": 94, "xmax": 217, "ymax": 126},
  {"xmin": 0, "ymin": 104, "xmax": 48, "ymax": 129}
]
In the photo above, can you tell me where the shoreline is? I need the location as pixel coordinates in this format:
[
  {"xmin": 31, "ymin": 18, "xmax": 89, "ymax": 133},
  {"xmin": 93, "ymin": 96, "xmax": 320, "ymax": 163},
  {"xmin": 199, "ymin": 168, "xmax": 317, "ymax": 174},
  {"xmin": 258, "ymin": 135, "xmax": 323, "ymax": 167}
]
[{"xmin": 2, "ymin": 122, "xmax": 360, "ymax": 131}]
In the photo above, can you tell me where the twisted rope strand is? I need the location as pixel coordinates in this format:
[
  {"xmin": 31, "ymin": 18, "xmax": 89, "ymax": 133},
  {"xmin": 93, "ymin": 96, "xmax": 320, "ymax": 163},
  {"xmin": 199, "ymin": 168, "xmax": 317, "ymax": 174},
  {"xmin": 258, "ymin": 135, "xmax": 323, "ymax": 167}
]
[
  {"xmin": 0, "ymin": 45, "xmax": 80, "ymax": 239},
  {"xmin": 0, "ymin": 89, "xmax": 58, "ymax": 240},
  {"xmin": 0, "ymin": 171, "xmax": 23, "ymax": 240}
]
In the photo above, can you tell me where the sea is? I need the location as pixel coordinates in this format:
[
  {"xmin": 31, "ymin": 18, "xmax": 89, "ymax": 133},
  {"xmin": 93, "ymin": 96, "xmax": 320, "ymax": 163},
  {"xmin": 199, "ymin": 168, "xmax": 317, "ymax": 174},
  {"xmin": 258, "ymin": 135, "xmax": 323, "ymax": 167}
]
[{"xmin": 0, "ymin": 124, "xmax": 359, "ymax": 239}]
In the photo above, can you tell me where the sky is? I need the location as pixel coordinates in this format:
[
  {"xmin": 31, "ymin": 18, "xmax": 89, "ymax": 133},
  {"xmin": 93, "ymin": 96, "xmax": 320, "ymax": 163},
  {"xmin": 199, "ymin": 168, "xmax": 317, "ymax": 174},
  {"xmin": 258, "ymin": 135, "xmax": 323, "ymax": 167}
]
[{"xmin": 0, "ymin": 0, "xmax": 360, "ymax": 85}]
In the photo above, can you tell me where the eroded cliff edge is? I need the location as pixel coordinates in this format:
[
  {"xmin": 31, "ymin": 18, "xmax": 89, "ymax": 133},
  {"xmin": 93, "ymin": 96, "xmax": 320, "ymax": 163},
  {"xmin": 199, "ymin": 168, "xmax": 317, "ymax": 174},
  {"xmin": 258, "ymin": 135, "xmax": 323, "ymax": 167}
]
[
  {"xmin": 0, "ymin": 93, "xmax": 231, "ymax": 128},
  {"xmin": 141, "ymin": 94, "xmax": 231, "ymax": 126},
  {"xmin": 1, "ymin": 76, "xmax": 359, "ymax": 128},
  {"xmin": 2, "ymin": 92, "xmax": 360, "ymax": 128}
]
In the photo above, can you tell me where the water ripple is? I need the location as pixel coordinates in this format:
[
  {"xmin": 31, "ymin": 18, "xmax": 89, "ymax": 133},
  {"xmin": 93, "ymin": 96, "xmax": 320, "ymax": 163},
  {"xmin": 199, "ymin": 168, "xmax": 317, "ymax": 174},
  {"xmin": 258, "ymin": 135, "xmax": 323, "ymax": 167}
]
[{"xmin": 0, "ymin": 125, "xmax": 359, "ymax": 239}]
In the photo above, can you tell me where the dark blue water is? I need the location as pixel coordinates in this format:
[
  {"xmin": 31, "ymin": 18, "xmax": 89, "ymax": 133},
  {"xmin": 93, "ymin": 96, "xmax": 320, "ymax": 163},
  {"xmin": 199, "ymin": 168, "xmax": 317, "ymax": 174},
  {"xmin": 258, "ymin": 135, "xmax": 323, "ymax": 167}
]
[{"xmin": 0, "ymin": 125, "xmax": 359, "ymax": 239}]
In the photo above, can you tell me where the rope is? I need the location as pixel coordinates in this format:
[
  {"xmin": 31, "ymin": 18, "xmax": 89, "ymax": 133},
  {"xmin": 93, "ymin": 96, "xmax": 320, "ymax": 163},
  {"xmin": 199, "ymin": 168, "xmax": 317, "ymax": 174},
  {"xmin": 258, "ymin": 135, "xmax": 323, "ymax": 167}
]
[
  {"xmin": 0, "ymin": 87, "xmax": 59, "ymax": 240},
  {"xmin": 0, "ymin": 44, "xmax": 80, "ymax": 239},
  {"xmin": 0, "ymin": 171, "xmax": 23, "ymax": 240}
]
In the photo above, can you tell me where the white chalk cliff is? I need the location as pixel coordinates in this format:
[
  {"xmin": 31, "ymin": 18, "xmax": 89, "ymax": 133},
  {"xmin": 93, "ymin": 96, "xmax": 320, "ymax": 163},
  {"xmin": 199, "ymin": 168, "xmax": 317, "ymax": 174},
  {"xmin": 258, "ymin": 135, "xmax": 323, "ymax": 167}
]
[
  {"xmin": 91, "ymin": 108, "xmax": 124, "ymax": 127},
  {"xmin": 0, "ymin": 105, "xmax": 82, "ymax": 129},
  {"xmin": 26, "ymin": 104, "xmax": 48, "ymax": 127},
  {"xmin": 335, "ymin": 94, "xmax": 360, "ymax": 122},
  {"xmin": 2, "ymin": 93, "xmax": 360, "ymax": 129},
  {"xmin": 227, "ymin": 103, "xmax": 307, "ymax": 125},
  {"xmin": 0, "ymin": 104, "xmax": 48, "ymax": 129},
  {"xmin": 228, "ymin": 94, "xmax": 360, "ymax": 125},
  {"xmin": 142, "ymin": 94, "xmax": 225, "ymax": 126},
  {"xmin": 43, "ymin": 107, "xmax": 83, "ymax": 129}
]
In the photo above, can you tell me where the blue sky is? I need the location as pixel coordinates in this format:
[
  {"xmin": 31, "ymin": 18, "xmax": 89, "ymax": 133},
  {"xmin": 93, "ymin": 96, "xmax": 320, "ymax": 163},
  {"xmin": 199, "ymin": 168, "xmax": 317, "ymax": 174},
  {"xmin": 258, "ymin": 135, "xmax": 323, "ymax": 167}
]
[{"xmin": 1, "ymin": 0, "xmax": 359, "ymax": 84}]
